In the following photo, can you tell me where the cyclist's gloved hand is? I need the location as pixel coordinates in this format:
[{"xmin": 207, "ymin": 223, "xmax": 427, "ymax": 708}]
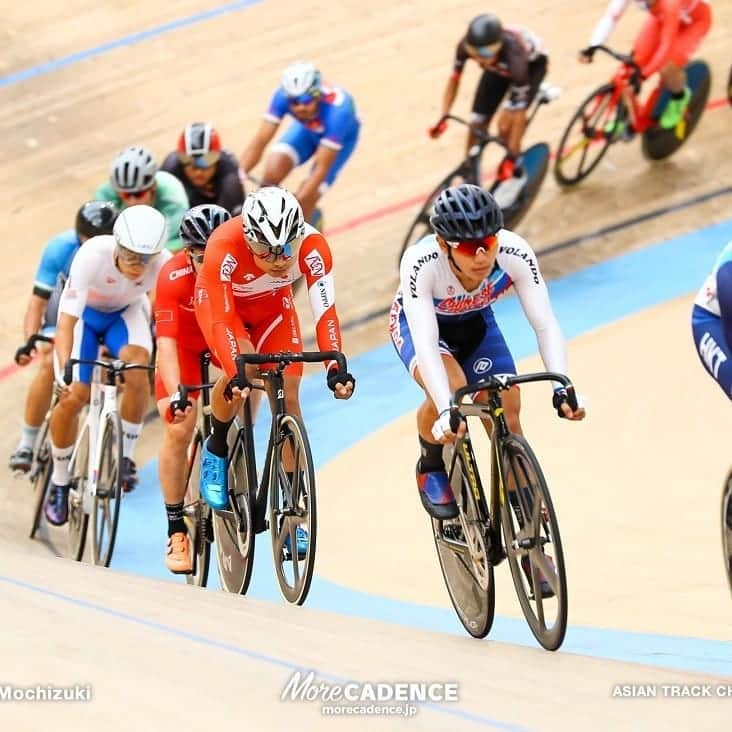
[
  {"xmin": 552, "ymin": 387, "xmax": 586, "ymax": 420},
  {"xmin": 578, "ymin": 47, "xmax": 595, "ymax": 63},
  {"xmin": 62, "ymin": 361, "xmax": 74, "ymax": 386},
  {"xmin": 167, "ymin": 391, "xmax": 193, "ymax": 423},
  {"xmin": 431, "ymin": 407, "xmax": 463, "ymax": 443},
  {"xmin": 223, "ymin": 373, "xmax": 251, "ymax": 402},
  {"xmin": 327, "ymin": 367, "xmax": 355, "ymax": 399},
  {"xmin": 428, "ymin": 119, "xmax": 448, "ymax": 138},
  {"xmin": 14, "ymin": 344, "xmax": 32, "ymax": 366}
]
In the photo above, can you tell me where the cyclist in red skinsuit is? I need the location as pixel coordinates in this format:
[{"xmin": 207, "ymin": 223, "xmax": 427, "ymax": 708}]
[
  {"xmin": 194, "ymin": 187, "xmax": 354, "ymax": 560},
  {"xmin": 580, "ymin": 0, "xmax": 712, "ymax": 129},
  {"xmin": 153, "ymin": 204, "xmax": 231, "ymax": 575}
]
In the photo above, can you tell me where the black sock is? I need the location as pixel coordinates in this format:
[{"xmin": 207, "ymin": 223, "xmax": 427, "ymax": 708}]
[
  {"xmin": 417, "ymin": 436, "xmax": 444, "ymax": 473},
  {"xmin": 165, "ymin": 502, "xmax": 186, "ymax": 537},
  {"xmin": 671, "ymin": 89, "xmax": 685, "ymax": 100},
  {"xmin": 207, "ymin": 416, "xmax": 233, "ymax": 457}
]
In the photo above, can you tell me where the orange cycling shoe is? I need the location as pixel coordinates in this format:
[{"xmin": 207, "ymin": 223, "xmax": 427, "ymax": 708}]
[{"xmin": 166, "ymin": 532, "xmax": 193, "ymax": 574}]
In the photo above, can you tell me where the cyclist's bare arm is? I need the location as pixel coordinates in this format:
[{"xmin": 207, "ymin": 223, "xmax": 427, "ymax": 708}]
[
  {"xmin": 156, "ymin": 336, "xmax": 182, "ymax": 398},
  {"xmin": 239, "ymin": 120, "xmax": 279, "ymax": 176},
  {"xmin": 23, "ymin": 294, "xmax": 47, "ymax": 343},
  {"xmin": 54, "ymin": 312, "xmax": 78, "ymax": 376}
]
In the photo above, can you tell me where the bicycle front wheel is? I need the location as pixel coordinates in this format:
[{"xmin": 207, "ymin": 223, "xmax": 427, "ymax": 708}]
[
  {"xmin": 28, "ymin": 421, "xmax": 53, "ymax": 539},
  {"xmin": 91, "ymin": 413, "xmax": 123, "ymax": 567},
  {"xmin": 722, "ymin": 469, "xmax": 732, "ymax": 597},
  {"xmin": 498, "ymin": 434, "xmax": 568, "ymax": 651},
  {"xmin": 212, "ymin": 436, "xmax": 255, "ymax": 594},
  {"xmin": 554, "ymin": 83, "xmax": 622, "ymax": 187},
  {"xmin": 269, "ymin": 414, "xmax": 316, "ymax": 605},
  {"xmin": 67, "ymin": 424, "xmax": 90, "ymax": 562},
  {"xmin": 183, "ymin": 430, "xmax": 211, "ymax": 587},
  {"xmin": 432, "ymin": 441, "xmax": 495, "ymax": 638}
]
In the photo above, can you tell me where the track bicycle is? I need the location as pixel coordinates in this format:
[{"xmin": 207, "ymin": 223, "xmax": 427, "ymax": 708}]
[
  {"xmin": 433, "ymin": 371, "xmax": 578, "ymax": 651},
  {"xmin": 212, "ymin": 350, "xmax": 348, "ymax": 605},
  {"xmin": 63, "ymin": 356, "xmax": 154, "ymax": 567},
  {"xmin": 399, "ymin": 83, "xmax": 559, "ymax": 265},
  {"xmin": 554, "ymin": 46, "xmax": 710, "ymax": 186}
]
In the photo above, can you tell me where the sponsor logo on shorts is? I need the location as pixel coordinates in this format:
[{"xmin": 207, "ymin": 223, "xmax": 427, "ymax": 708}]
[
  {"xmin": 220, "ymin": 253, "xmax": 237, "ymax": 282},
  {"xmin": 700, "ymin": 332, "xmax": 728, "ymax": 379},
  {"xmin": 473, "ymin": 357, "xmax": 493, "ymax": 374}
]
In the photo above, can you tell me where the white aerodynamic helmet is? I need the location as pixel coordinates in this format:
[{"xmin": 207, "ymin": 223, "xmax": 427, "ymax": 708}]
[
  {"xmin": 242, "ymin": 187, "xmax": 305, "ymax": 254},
  {"xmin": 113, "ymin": 205, "xmax": 167, "ymax": 257},
  {"xmin": 110, "ymin": 146, "xmax": 158, "ymax": 192},
  {"xmin": 280, "ymin": 61, "xmax": 321, "ymax": 98}
]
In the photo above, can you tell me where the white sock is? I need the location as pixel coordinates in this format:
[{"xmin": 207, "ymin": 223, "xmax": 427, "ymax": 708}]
[
  {"xmin": 51, "ymin": 444, "xmax": 74, "ymax": 485},
  {"xmin": 18, "ymin": 422, "xmax": 40, "ymax": 451},
  {"xmin": 121, "ymin": 420, "xmax": 142, "ymax": 462}
]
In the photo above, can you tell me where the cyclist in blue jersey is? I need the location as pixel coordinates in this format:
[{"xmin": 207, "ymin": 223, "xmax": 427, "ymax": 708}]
[
  {"xmin": 238, "ymin": 61, "xmax": 361, "ymax": 225},
  {"xmin": 9, "ymin": 201, "xmax": 119, "ymax": 473},
  {"xmin": 692, "ymin": 240, "xmax": 732, "ymax": 400}
]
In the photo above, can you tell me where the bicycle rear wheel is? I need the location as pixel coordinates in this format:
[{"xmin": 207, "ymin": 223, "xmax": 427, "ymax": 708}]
[
  {"xmin": 722, "ymin": 469, "xmax": 732, "ymax": 596},
  {"xmin": 183, "ymin": 430, "xmax": 211, "ymax": 587},
  {"xmin": 91, "ymin": 413, "xmax": 123, "ymax": 568},
  {"xmin": 269, "ymin": 414, "xmax": 317, "ymax": 605},
  {"xmin": 432, "ymin": 441, "xmax": 495, "ymax": 638},
  {"xmin": 28, "ymin": 421, "xmax": 52, "ymax": 539},
  {"xmin": 554, "ymin": 83, "xmax": 622, "ymax": 187},
  {"xmin": 398, "ymin": 167, "xmax": 470, "ymax": 268},
  {"xmin": 212, "ymin": 435, "xmax": 255, "ymax": 594},
  {"xmin": 498, "ymin": 142, "xmax": 550, "ymax": 231},
  {"xmin": 642, "ymin": 60, "xmax": 711, "ymax": 160},
  {"xmin": 498, "ymin": 434, "xmax": 567, "ymax": 651},
  {"xmin": 67, "ymin": 425, "xmax": 90, "ymax": 562}
]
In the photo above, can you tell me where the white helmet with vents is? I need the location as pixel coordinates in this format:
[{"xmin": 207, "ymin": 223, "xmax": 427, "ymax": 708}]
[
  {"xmin": 113, "ymin": 205, "xmax": 167, "ymax": 256},
  {"xmin": 242, "ymin": 187, "xmax": 304, "ymax": 256}
]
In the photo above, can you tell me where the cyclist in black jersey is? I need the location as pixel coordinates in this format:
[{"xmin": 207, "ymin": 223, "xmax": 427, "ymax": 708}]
[
  {"xmin": 161, "ymin": 123, "xmax": 245, "ymax": 215},
  {"xmin": 428, "ymin": 14, "xmax": 548, "ymax": 203}
]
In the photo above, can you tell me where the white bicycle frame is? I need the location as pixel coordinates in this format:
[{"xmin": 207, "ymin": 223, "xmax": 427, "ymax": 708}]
[{"xmin": 69, "ymin": 364, "xmax": 121, "ymax": 515}]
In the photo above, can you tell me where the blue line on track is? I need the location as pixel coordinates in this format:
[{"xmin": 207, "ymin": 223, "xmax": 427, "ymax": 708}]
[{"xmin": 0, "ymin": 1, "xmax": 262, "ymax": 88}]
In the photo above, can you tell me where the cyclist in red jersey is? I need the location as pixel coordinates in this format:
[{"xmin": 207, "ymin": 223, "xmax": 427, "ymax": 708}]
[
  {"xmin": 153, "ymin": 204, "xmax": 231, "ymax": 575},
  {"xmin": 194, "ymin": 186, "xmax": 354, "ymax": 556},
  {"xmin": 580, "ymin": 0, "xmax": 712, "ymax": 129}
]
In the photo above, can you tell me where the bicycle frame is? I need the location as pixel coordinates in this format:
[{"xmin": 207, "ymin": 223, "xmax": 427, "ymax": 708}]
[{"xmin": 607, "ymin": 64, "xmax": 661, "ymax": 135}]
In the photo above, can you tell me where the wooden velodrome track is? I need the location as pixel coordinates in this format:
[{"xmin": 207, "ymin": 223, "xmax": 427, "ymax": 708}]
[{"xmin": 1, "ymin": 1, "xmax": 731, "ymax": 729}]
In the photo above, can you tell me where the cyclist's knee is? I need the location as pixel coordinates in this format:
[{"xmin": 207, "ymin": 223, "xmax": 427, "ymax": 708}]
[{"xmin": 58, "ymin": 383, "xmax": 90, "ymax": 413}]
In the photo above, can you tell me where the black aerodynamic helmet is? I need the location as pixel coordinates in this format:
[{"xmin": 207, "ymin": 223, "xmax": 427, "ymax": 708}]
[
  {"xmin": 466, "ymin": 14, "xmax": 503, "ymax": 47},
  {"xmin": 75, "ymin": 200, "xmax": 119, "ymax": 239},
  {"xmin": 179, "ymin": 203, "xmax": 232, "ymax": 247},
  {"xmin": 429, "ymin": 184, "xmax": 504, "ymax": 240}
]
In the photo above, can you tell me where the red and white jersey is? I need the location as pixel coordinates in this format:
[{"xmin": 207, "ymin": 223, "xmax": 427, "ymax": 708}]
[{"xmin": 59, "ymin": 235, "xmax": 171, "ymax": 318}]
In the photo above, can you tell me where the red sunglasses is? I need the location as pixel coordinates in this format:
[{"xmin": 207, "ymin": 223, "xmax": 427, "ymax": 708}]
[{"xmin": 446, "ymin": 234, "xmax": 498, "ymax": 256}]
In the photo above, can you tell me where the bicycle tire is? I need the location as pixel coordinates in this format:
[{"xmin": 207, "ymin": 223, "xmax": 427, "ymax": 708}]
[
  {"xmin": 67, "ymin": 424, "xmax": 90, "ymax": 562},
  {"xmin": 554, "ymin": 82, "xmax": 621, "ymax": 187},
  {"xmin": 91, "ymin": 412, "xmax": 123, "ymax": 568},
  {"xmin": 397, "ymin": 167, "xmax": 472, "ymax": 268},
  {"xmin": 722, "ymin": 469, "xmax": 732, "ymax": 597},
  {"xmin": 641, "ymin": 60, "xmax": 711, "ymax": 161},
  {"xmin": 184, "ymin": 430, "xmax": 211, "ymax": 587},
  {"xmin": 499, "ymin": 142, "xmax": 550, "ymax": 231},
  {"xmin": 212, "ymin": 436, "xmax": 255, "ymax": 595},
  {"xmin": 28, "ymin": 421, "xmax": 52, "ymax": 539},
  {"xmin": 269, "ymin": 414, "xmax": 317, "ymax": 605},
  {"xmin": 498, "ymin": 434, "xmax": 568, "ymax": 651},
  {"xmin": 432, "ymin": 442, "xmax": 495, "ymax": 638}
]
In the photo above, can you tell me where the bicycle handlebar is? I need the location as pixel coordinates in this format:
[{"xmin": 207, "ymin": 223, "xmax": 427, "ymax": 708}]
[
  {"xmin": 235, "ymin": 350, "xmax": 346, "ymax": 372},
  {"xmin": 14, "ymin": 333, "xmax": 54, "ymax": 364},
  {"xmin": 177, "ymin": 382, "xmax": 216, "ymax": 402},
  {"xmin": 437, "ymin": 114, "xmax": 510, "ymax": 151},
  {"xmin": 451, "ymin": 371, "xmax": 578, "ymax": 412},
  {"xmin": 587, "ymin": 45, "xmax": 640, "ymax": 73},
  {"xmin": 63, "ymin": 357, "xmax": 154, "ymax": 386}
]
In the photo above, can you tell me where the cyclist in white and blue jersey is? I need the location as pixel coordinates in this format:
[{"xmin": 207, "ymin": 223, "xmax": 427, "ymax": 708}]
[
  {"xmin": 238, "ymin": 61, "xmax": 360, "ymax": 225},
  {"xmin": 692, "ymin": 240, "xmax": 732, "ymax": 400},
  {"xmin": 9, "ymin": 201, "xmax": 118, "ymax": 474}
]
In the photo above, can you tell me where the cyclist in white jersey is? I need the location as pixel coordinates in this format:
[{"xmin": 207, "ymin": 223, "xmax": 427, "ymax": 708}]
[
  {"xmin": 692, "ymin": 239, "xmax": 732, "ymax": 400},
  {"xmin": 390, "ymin": 184, "xmax": 585, "ymax": 521},
  {"xmin": 45, "ymin": 206, "xmax": 172, "ymax": 525}
]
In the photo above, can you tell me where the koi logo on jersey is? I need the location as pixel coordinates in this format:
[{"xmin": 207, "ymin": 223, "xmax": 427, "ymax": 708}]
[
  {"xmin": 305, "ymin": 251, "xmax": 325, "ymax": 278},
  {"xmin": 220, "ymin": 253, "xmax": 237, "ymax": 282},
  {"xmin": 408, "ymin": 252, "xmax": 439, "ymax": 298}
]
